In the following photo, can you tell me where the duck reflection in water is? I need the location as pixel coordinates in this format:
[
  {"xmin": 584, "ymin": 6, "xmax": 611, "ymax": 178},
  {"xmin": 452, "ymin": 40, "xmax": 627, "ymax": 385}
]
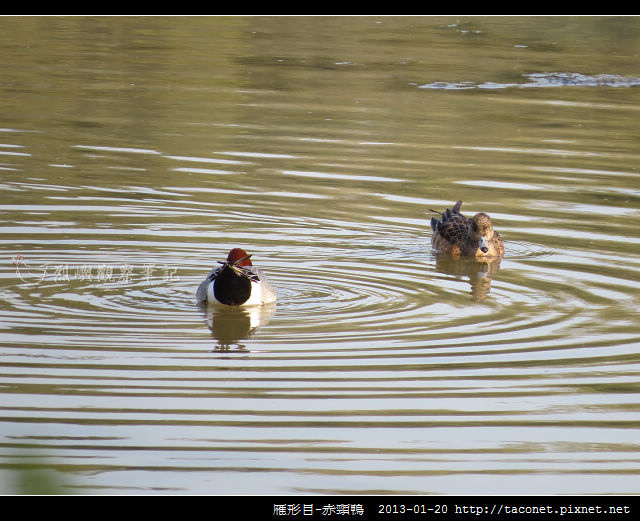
[
  {"xmin": 198, "ymin": 301, "xmax": 276, "ymax": 351},
  {"xmin": 433, "ymin": 253, "xmax": 501, "ymax": 301},
  {"xmin": 429, "ymin": 201, "xmax": 504, "ymax": 300}
]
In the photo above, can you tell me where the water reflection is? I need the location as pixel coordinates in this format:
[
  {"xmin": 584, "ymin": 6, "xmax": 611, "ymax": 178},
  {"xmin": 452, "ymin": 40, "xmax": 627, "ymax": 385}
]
[
  {"xmin": 199, "ymin": 302, "xmax": 276, "ymax": 351},
  {"xmin": 433, "ymin": 254, "xmax": 501, "ymax": 301}
]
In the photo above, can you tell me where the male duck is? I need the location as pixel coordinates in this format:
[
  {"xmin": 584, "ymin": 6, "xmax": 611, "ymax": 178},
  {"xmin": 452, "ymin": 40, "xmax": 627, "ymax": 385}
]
[
  {"xmin": 196, "ymin": 248, "xmax": 277, "ymax": 306},
  {"xmin": 430, "ymin": 201, "xmax": 504, "ymax": 257}
]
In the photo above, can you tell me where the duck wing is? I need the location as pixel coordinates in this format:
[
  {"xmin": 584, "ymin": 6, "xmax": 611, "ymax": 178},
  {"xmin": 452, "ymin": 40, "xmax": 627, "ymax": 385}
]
[
  {"xmin": 434, "ymin": 213, "xmax": 471, "ymax": 247},
  {"xmin": 430, "ymin": 201, "xmax": 470, "ymax": 247}
]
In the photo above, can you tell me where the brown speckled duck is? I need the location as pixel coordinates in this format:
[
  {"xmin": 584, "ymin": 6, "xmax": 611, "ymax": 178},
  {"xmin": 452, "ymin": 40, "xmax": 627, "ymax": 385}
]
[{"xmin": 430, "ymin": 201, "xmax": 504, "ymax": 257}]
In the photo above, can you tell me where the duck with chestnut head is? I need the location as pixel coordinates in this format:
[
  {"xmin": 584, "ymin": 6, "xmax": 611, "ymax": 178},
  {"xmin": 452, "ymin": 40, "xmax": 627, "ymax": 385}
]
[{"xmin": 196, "ymin": 248, "xmax": 277, "ymax": 306}]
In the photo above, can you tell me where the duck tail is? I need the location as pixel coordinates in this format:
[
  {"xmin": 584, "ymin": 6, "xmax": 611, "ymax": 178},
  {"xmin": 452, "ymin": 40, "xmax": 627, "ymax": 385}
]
[{"xmin": 428, "ymin": 201, "xmax": 463, "ymax": 229}]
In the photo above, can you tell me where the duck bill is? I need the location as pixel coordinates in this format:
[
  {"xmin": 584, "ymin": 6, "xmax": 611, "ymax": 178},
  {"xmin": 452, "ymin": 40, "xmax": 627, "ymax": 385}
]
[{"xmin": 478, "ymin": 237, "xmax": 489, "ymax": 253}]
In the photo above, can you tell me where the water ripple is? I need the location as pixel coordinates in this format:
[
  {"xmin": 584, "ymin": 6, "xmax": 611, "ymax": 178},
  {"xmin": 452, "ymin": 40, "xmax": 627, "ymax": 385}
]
[{"xmin": 419, "ymin": 72, "xmax": 640, "ymax": 90}]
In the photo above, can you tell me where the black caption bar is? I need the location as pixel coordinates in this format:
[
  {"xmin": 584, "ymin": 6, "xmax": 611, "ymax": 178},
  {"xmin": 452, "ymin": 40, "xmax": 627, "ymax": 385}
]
[{"xmin": 13, "ymin": 493, "xmax": 639, "ymax": 518}]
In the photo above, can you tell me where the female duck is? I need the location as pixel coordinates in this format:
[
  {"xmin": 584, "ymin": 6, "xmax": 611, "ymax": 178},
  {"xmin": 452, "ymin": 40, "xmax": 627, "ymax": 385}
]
[
  {"xmin": 196, "ymin": 248, "xmax": 277, "ymax": 306},
  {"xmin": 430, "ymin": 201, "xmax": 504, "ymax": 257}
]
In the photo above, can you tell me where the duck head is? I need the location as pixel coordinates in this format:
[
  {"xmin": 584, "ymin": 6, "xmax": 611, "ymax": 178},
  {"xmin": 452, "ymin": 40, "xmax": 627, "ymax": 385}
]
[
  {"xmin": 469, "ymin": 213, "xmax": 495, "ymax": 254},
  {"xmin": 225, "ymin": 248, "xmax": 252, "ymax": 266},
  {"xmin": 218, "ymin": 248, "xmax": 253, "ymax": 278}
]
